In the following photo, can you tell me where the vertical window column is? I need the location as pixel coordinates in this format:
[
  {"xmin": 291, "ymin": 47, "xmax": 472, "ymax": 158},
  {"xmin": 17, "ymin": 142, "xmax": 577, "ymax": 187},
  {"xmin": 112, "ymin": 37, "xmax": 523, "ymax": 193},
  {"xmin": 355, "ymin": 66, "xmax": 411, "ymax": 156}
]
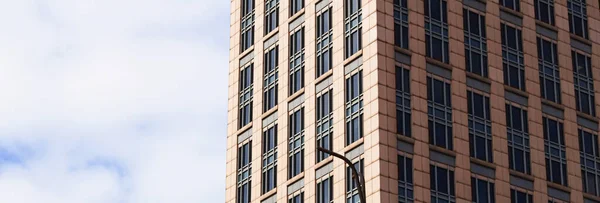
[
  {"xmin": 317, "ymin": 175, "xmax": 333, "ymax": 203},
  {"xmin": 346, "ymin": 70, "xmax": 364, "ymax": 145},
  {"xmin": 506, "ymin": 104, "xmax": 531, "ymax": 174},
  {"xmin": 425, "ymin": 0, "xmax": 449, "ymax": 63},
  {"xmin": 237, "ymin": 141, "xmax": 252, "ymax": 203},
  {"xmin": 534, "ymin": 0, "xmax": 555, "ymax": 25},
  {"xmin": 346, "ymin": 159, "xmax": 364, "ymax": 203},
  {"xmin": 543, "ymin": 116, "xmax": 567, "ymax": 186},
  {"xmin": 344, "ymin": 0, "xmax": 362, "ymax": 58},
  {"xmin": 430, "ymin": 164, "xmax": 455, "ymax": 203},
  {"xmin": 398, "ymin": 154, "xmax": 414, "ymax": 203},
  {"xmin": 289, "ymin": 27, "xmax": 305, "ymax": 95},
  {"xmin": 316, "ymin": 88, "xmax": 333, "ymax": 162},
  {"xmin": 264, "ymin": 46, "xmax": 279, "ymax": 112},
  {"xmin": 501, "ymin": 24, "xmax": 525, "ymax": 91},
  {"xmin": 463, "ymin": 9, "xmax": 488, "ymax": 77},
  {"xmin": 428, "ymin": 76, "xmax": 453, "ymax": 150},
  {"xmin": 394, "ymin": 0, "xmax": 409, "ymax": 49},
  {"xmin": 579, "ymin": 129, "xmax": 600, "ymax": 196},
  {"xmin": 289, "ymin": 107, "xmax": 305, "ymax": 178},
  {"xmin": 568, "ymin": 0, "xmax": 589, "ymax": 39},
  {"xmin": 471, "ymin": 177, "xmax": 495, "ymax": 203},
  {"xmin": 537, "ymin": 37, "xmax": 561, "ymax": 104},
  {"xmin": 239, "ymin": 64, "xmax": 254, "ymax": 128},
  {"xmin": 265, "ymin": 0, "xmax": 279, "ymax": 34},
  {"xmin": 572, "ymin": 51, "xmax": 596, "ymax": 116},
  {"xmin": 262, "ymin": 124, "xmax": 277, "ymax": 194},
  {"xmin": 240, "ymin": 0, "xmax": 255, "ymax": 52},
  {"xmin": 396, "ymin": 66, "xmax": 411, "ymax": 137},
  {"xmin": 316, "ymin": 6, "xmax": 333, "ymax": 77},
  {"xmin": 468, "ymin": 90, "xmax": 493, "ymax": 162}
]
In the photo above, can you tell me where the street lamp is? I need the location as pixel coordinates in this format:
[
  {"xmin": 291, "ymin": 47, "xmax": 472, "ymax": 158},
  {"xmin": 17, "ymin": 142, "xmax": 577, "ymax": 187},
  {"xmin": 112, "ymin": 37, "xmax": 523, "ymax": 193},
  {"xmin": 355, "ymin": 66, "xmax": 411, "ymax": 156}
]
[{"xmin": 317, "ymin": 147, "xmax": 366, "ymax": 203}]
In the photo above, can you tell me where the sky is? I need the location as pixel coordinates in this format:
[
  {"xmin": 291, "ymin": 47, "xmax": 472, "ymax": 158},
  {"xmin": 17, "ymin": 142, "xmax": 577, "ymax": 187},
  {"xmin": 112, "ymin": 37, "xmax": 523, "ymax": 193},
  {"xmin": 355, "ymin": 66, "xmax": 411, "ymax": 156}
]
[{"xmin": 0, "ymin": 0, "xmax": 230, "ymax": 202}]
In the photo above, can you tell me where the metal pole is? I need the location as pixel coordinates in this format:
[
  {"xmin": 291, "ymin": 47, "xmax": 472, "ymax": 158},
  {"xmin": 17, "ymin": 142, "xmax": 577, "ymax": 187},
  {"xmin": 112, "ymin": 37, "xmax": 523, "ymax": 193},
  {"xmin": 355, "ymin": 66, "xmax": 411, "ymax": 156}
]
[{"xmin": 317, "ymin": 147, "xmax": 366, "ymax": 203}]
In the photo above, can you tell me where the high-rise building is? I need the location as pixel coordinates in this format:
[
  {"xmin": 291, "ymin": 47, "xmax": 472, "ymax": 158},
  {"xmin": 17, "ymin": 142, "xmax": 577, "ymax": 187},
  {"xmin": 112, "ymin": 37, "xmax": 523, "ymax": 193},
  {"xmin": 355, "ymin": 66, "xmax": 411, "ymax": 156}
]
[{"xmin": 226, "ymin": 0, "xmax": 600, "ymax": 202}]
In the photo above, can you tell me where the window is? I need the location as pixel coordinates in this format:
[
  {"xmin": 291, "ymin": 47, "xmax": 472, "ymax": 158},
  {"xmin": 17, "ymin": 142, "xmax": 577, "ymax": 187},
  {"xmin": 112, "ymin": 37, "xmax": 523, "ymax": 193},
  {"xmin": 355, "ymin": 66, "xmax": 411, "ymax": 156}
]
[
  {"xmin": 502, "ymin": 24, "xmax": 525, "ymax": 91},
  {"xmin": 398, "ymin": 155, "xmax": 414, "ymax": 203},
  {"xmin": 573, "ymin": 51, "xmax": 596, "ymax": 116},
  {"xmin": 317, "ymin": 176, "xmax": 333, "ymax": 203},
  {"xmin": 346, "ymin": 159, "xmax": 364, "ymax": 203},
  {"xmin": 237, "ymin": 141, "xmax": 252, "ymax": 203},
  {"xmin": 289, "ymin": 108, "xmax": 304, "ymax": 178},
  {"xmin": 425, "ymin": 0, "xmax": 449, "ymax": 63},
  {"xmin": 290, "ymin": 0, "xmax": 303, "ymax": 16},
  {"xmin": 543, "ymin": 117, "xmax": 567, "ymax": 186},
  {"xmin": 289, "ymin": 192, "xmax": 304, "ymax": 203},
  {"xmin": 464, "ymin": 9, "xmax": 488, "ymax": 77},
  {"xmin": 346, "ymin": 71, "xmax": 364, "ymax": 145},
  {"xmin": 394, "ymin": 0, "xmax": 409, "ymax": 49},
  {"xmin": 262, "ymin": 125, "xmax": 277, "ymax": 194},
  {"xmin": 396, "ymin": 66, "xmax": 411, "ymax": 137},
  {"xmin": 316, "ymin": 89, "xmax": 333, "ymax": 162},
  {"xmin": 537, "ymin": 37, "xmax": 561, "ymax": 103},
  {"xmin": 430, "ymin": 164, "xmax": 455, "ymax": 203},
  {"xmin": 472, "ymin": 177, "xmax": 495, "ymax": 203},
  {"xmin": 265, "ymin": 0, "xmax": 279, "ymax": 34},
  {"xmin": 468, "ymin": 91, "xmax": 492, "ymax": 162},
  {"xmin": 316, "ymin": 6, "xmax": 333, "ymax": 77},
  {"xmin": 579, "ymin": 129, "xmax": 600, "ymax": 196},
  {"xmin": 535, "ymin": 0, "xmax": 555, "ymax": 25},
  {"xmin": 510, "ymin": 189, "xmax": 533, "ymax": 203},
  {"xmin": 290, "ymin": 27, "xmax": 305, "ymax": 95},
  {"xmin": 239, "ymin": 64, "xmax": 254, "ymax": 128},
  {"xmin": 428, "ymin": 76, "xmax": 453, "ymax": 150},
  {"xmin": 506, "ymin": 104, "xmax": 531, "ymax": 174},
  {"xmin": 501, "ymin": 0, "xmax": 520, "ymax": 11},
  {"xmin": 264, "ymin": 46, "xmax": 279, "ymax": 112},
  {"xmin": 568, "ymin": 0, "xmax": 588, "ymax": 39},
  {"xmin": 240, "ymin": 0, "xmax": 255, "ymax": 52},
  {"xmin": 344, "ymin": 0, "xmax": 362, "ymax": 58}
]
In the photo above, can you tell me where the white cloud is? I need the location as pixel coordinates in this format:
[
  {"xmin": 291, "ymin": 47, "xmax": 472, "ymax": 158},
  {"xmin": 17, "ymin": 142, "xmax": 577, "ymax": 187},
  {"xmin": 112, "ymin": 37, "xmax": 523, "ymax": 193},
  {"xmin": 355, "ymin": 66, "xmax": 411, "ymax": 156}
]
[{"xmin": 0, "ymin": 0, "xmax": 229, "ymax": 202}]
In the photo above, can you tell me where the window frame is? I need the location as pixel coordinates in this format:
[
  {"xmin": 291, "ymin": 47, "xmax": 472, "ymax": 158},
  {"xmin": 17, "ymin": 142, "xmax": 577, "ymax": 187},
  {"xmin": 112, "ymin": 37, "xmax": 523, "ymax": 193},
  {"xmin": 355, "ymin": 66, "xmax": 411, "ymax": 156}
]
[
  {"xmin": 396, "ymin": 65, "xmax": 411, "ymax": 137},
  {"xmin": 427, "ymin": 74, "xmax": 453, "ymax": 150},
  {"xmin": 506, "ymin": 102, "xmax": 532, "ymax": 175},
  {"xmin": 237, "ymin": 140, "xmax": 253, "ymax": 203},
  {"xmin": 316, "ymin": 87, "xmax": 333, "ymax": 162},
  {"xmin": 394, "ymin": 0, "xmax": 409, "ymax": 49},
  {"xmin": 288, "ymin": 106, "xmax": 305, "ymax": 179},
  {"xmin": 430, "ymin": 163, "xmax": 456, "ymax": 203},
  {"xmin": 579, "ymin": 128, "xmax": 600, "ymax": 196},
  {"xmin": 572, "ymin": 50, "xmax": 596, "ymax": 116},
  {"xmin": 537, "ymin": 36, "xmax": 561, "ymax": 104},
  {"xmin": 543, "ymin": 116, "xmax": 568, "ymax": 186},
  {"xmin": 262, "ymin": 123, "xmax": 278, "ymax": 194},
  {"xmin": 398, "ymin": 153, "xmax": 414, "ymax": 203},
  {"xmin": 463, "ymin": 8, "xmax": 488, "ymax": 77},
  {"xmin": 568, "ymin": 0, "xmax": 589, "ymax": 39},
  {"xmin": 534, "ymin": 0, "xmax": 555, "ymax": 25},
  {"xmin": 467, "ymin": 89, "xmax": 493, "ymax": 163},
  {"xmin": 344, "ymin": 0, "xmax": 362, "ymax": 59},
  {"xmin": 239, "ymin": 63, "xmax": 254, "ymax": 128},
  {"xmin": 289, "ymin": 26, "xmax": 305, "ymax": 95},
  {"xmin": 345, "ymin": 69, "xmax": 364, "ymax": 146},
  {"xmin": 263, "ymin": 45, "xmax": 279, "ymax": 112},
  {"xmin": 316, "ymin": 174, "xmax": 334, "ymax": 203},
  {"xmin": 346, "ymin": 158, "xmax": 364, "ymax": 203},
  {"xmin": 501, "ymin": 23, "xmax": 525, "ymax": 91},
  {"xmin": 471, "ymin": 176, "xmax": 495, "ymax": 203},
  {"xmin": 316, "ymin": 5, "xmax": 333, "ymax": 77},
  {"xmin": 264, "ymin": 0, "xmax": 279, "ymax": 35},
  {"xmin": 425, "ymin": 0, "xmax": 449, "ymax": 63}
]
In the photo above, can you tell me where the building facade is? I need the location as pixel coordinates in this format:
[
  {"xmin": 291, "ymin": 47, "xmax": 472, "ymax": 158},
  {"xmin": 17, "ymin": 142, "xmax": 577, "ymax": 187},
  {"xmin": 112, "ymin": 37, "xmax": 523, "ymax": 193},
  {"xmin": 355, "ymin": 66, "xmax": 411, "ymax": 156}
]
[{"xmin": 226, "ymin": 0, "xmax": 600, "ymax": 202}]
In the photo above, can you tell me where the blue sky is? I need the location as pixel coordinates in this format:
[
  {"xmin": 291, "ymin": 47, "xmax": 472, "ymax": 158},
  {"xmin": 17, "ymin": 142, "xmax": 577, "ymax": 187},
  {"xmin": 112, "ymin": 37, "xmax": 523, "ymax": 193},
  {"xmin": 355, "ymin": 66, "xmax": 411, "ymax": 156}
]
[{"xmin": 0, "ymin": 0, "xmax": 229, "ymax": 202}]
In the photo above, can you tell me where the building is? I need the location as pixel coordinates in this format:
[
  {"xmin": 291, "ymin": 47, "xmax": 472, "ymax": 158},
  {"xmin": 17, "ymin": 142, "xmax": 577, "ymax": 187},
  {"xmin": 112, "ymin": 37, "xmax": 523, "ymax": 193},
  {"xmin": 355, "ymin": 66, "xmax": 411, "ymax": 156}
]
[{"xmin": 225, "ymin": 0, "xmax": 600, "ymax": 202}]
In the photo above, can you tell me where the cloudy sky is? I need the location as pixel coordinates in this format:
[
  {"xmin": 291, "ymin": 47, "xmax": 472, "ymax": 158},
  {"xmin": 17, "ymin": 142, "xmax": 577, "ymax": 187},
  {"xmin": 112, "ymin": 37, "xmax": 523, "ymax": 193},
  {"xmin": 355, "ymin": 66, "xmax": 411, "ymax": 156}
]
[{"xmin": 0, "ymin": 0, "xmax": 229, "ymax": 202}]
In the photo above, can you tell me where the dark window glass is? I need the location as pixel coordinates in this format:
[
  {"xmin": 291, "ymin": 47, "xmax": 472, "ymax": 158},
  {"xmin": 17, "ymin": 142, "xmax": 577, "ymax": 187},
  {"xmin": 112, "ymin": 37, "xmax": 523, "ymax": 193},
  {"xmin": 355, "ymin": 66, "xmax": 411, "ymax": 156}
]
[
  {"xmin": 568, "ymin": 0, "xmax": 588, "ymax": 39},
  {"xmin": 346, "ymin": 71, "xmax": 363, "ymax": 146},
  {"xmin": 316, "ymin": 89, "xmax": 333, "ymax": 162},
  {"xmin": 464, "ymin": 9, "xmax": 488, "ymax": 77},
  {"xmin": 430, "ymin": 165, "xmax": 455, "ymax": 203},
  {"xmin": 237, "ymin": 141, "xmax": 252, "ymax": 203},
  {"xmin": 239, "ymin": 64, "xmax": 254, "ymax": 128},
  {"xmin": 316, "ymin": 7, "xmax": 333, "ymax": 77},
  {"xmin": 290, "ymin": 28, "xmax": 305, "ymax": 95},
  {"xmin": 317, "ymin": 177, "xmax": 333, "ymax": 203},
  {"xmin": 346, "ymin": 160, "xmax": 364, "ymax": 203},
  {"xmin": 265, "ymin": 0, "xmax": 279, "ymax": 34},
  {"xmin": 262, "ymin": 125, "xmax": 277, "ymax": 194},
  {"xmin": 240, "ymin": 0, "xmax": 255, "ymax": 53},
  {"xmin": 510, "ymin": 189, "xmax": 533, "ymax": 203},
  {"xmin": 396, "ymin": 67, "xmax": 411, "ymax": 137},
  {"xmin": 537, "ymin": 37, "xmax": 561, "ymax": 103},
  {"xmin": 468, "ymin": 91, "xmax": 492, "ymax": 162},
  {"xmin": 471, "ymin": 178, "xmax": 495, "ymax": 203},
  {"xmin": 398, "ymin": 155, "xmax": 414, "ymax": 203},
  {"xmin": 264, "ymin": 46, "xmax": 279, "ymax": 112},
  {"xmin": 425, "ymin": 0, "xmax": 449, "ymax": 63},
  {"xmin": 289, "ymin": 192, "xmax": 304, "ymax": 203},
  {"xmin": 572, "ymin": 51, "xmax": 596, "ymax": 116},
  {"xmin": 289, "ymin": 108, "xmax": 305, "ymax": 178},
  {"xmin": 345, "ymin": 0, "xmax": 362, "ymax": 58},
  {"xmin": 394, "ymin": 0, "xmax": 409, "ymax": 49},
  {"xmin": 579, "ymin": 129, "xmax": 600, "ymax": 196},
  {"xmin": 535, "ymin": 0, "xmax": 555, "ymax": 25},
  {"xmin": 501, "ymin": 0, "xmax": 520, "ymax": 11},
  {"xmin": 290, "ymin": 0, "xmax": 304, "ymax": 16},
  {"xmin": 543, "ymin": 117, "xmax": 567, "ymax": 186},
  {"xmin": 501, "ymin": 24, "xmax": 525, "ymax": 90},
  {"xmin": 428, "ymin": 76, "xmax": 453, "ymax": 150},
  {"xmin": 506, "ymin": 104, "xmax": 531, "ymax": 174}
]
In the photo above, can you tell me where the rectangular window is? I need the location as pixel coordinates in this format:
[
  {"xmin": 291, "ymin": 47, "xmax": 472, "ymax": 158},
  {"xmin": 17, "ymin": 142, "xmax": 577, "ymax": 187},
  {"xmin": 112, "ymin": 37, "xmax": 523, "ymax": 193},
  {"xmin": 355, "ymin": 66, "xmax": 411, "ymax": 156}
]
[
  {"xmin": 290, "ymin": 0, "xmax": 304, "ymax": 16},
  {"xmin": 289, "ymin": 192, "xmax": 304, "ymax": 203},
  {"xmin": 316, "ymin": 89, "xmax": 333, "ymax": 162},
  {"xmin": 501, "ymin": 0, "xmax": 520, "ymax": 11},
  {"xmin": 543, "ymin": 116, "xmax": 567, "ymax": 186},
  {"xmin": 506, "ymin": 104, "xmax": 531, "ymax": 174},
  {"xmin": 568, "ymin": 0, "xmax": 588, "ymax": 39},
  {"xmin": 290, "ymin": 27, "xmax": 305, "ymax": 95},
  {"xmin": 316, "ymin": 6, "xmax": 333, "ymax": 77},
  {"xmin": 394, "ymin": 0, "xmax": 409, "ymax": 49},
  {"xmin": 289, "ymin": 108, "xmax": 305, "ymax": 178},
  {"xmin": 428, "ymin": 76, "xmax": 453, "ymax": 150},
  {"xmin": 264, "ymin": 46, "xmax": 279, "ymax": 112},
  {"xmin": 237, "ymin": 141, "xmax": 252, "ymax": 203},
  {"xmin": 265, "ymin": 0, "xmax": 279, "ymax": 34},
  {"xmin": 464, "ymin": 9, "xmax": 488, "ymax": 77},
  {"xmin": 396, "ymin": 66, "xmax": 411, "ymax": 137},
  {"xmin": 317, "ymin": 176, "xmax": 333, "ymax": 203},
  {"xmin": 240, "ymin": 0, "xmax": 255, "ymax": 52},
  {"xmin": 537, "ymin": 37, "xmax": 561, "ymax": 104},
  {"xmin": 468, "ymin": 90, "xmax": 492, "ymax": 162},
  {"xmin": 262, "ymin": 125, "xmax": 277, "ymax": 194},
  {"xmin": 239, "ymin": 64, "xmax": 254, "ymax": 128},
  {"xmin": 471, "ymin": 177, "xmax": 495, "ymax": 203},
  {"xmin": 510, "ymin": 189, "xmax": 533, "ymax": 203},
  {"xmin": 502, "ymin": 23, "xmax": 525, "ymax": 91},
  {"xmin": 535, "ymin": 0, "xmax": 555, "ymax": 25},
  {"xmin": 425, "ymin": 0, "xmax": 449, "ymax": 63},
  {"xmin": 346, "ymin": 71, "xmax": 364, "ymax": 146},
  {"xmin": 346, "ymin": 159, "xmax": 364, "ymax": 203},
  {"xmin": 398, "ymin": 154, "xmax": 414, "ymax": 203},
  {"xmin": 573, "ymin": 50, "xmax": 596, "ymax": 116},
  {"xmin": 579, "ymin": 129, "xmax": 600, "ymax": 196},
  {"xmin": 430, "ymin": 164, "xmax": 455, "ymax": 203},
  {"xmin": 344, "ymin": 0, "xmax": 362, "ymax": 58}
]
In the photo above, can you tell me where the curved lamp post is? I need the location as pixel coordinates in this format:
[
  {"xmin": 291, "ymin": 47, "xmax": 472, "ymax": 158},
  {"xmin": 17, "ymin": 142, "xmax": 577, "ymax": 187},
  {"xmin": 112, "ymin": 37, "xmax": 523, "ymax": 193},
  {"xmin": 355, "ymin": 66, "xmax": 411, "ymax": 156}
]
[{"xmin": 317, "ymin": 147, "xmax": 366, "ymax": 203}]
